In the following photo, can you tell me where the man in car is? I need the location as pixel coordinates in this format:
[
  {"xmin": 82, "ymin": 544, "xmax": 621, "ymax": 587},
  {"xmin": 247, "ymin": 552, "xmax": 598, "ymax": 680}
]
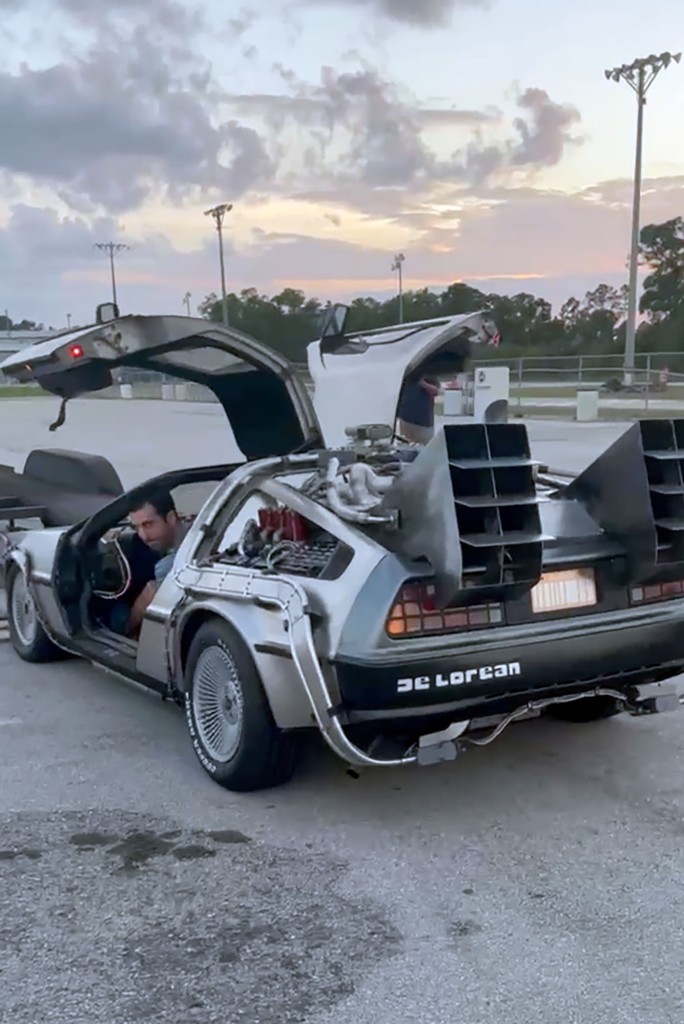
[{"xmin": 110, "ymin": 487, "xmax": 187, "ymax": 636}]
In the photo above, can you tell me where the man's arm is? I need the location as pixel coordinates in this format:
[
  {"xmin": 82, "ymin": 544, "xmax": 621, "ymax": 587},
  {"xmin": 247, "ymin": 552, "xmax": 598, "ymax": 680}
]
[
  {"xmin": 125, "ymin": 580, "xmax": 159, "ymax": 636},
  {"xmin": 419, "ymin": 378, "xmax": 442, "ymax": 397}
]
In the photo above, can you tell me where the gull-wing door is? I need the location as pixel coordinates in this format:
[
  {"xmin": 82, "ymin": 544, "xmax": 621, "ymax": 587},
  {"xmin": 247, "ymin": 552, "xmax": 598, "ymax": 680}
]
[
  {"xmin": 306, "ymin": 308, "xmax": 500, "ymax": 446},
  {"xmin": 0, "ymin": 309, "xmax": 321, "ymax": 460}
]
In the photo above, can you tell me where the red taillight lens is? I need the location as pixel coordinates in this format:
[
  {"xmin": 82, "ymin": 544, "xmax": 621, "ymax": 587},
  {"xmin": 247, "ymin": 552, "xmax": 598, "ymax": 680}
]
[
  {"xmin": 631, "ymin": 580, "xmax": 684, "ymax": 604},
  {"xmin": 386, "ymin": 580, "xmax": 503, "ymax": 638},
  {"xmin": 69, "ymin": 344, "xmax": 83, "ymax": 358}
]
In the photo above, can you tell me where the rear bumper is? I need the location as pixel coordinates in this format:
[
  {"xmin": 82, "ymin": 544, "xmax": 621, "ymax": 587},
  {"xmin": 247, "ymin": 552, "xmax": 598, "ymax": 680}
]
[{"xmin": 333, "ymin": 601, "xmax": 684, "ymax": 714}]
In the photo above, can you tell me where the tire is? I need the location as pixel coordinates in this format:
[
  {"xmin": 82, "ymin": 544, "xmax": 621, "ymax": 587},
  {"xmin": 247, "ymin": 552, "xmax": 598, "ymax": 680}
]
[
  {"xmin": 6, "ymin": 564, "xmax": 64, "ymax": 663},
  {"xmin": 546, "ymin": 695, "xmax": 623, "ymax": 723},
  {"xmin": 184, "ymin": 618, "xmax": 300, "ymax": 792}
]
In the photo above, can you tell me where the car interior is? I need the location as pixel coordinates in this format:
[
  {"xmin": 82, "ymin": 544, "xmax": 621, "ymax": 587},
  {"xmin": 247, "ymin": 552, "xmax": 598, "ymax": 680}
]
[{"xmin": 68, "ymin": 465, "xmax": 240, "ymax": 647}]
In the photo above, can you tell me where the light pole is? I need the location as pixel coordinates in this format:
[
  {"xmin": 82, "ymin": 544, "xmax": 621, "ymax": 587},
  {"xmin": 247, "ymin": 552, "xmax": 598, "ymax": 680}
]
[
  {"xmin": 391, "ymin": 252, "xmax": 405, "ymax": 323},
  {"xmin": 67, "ymin": 313, "xmax": 72, "ymax": 330},
  {"xmin": 605, "ymin": 51, "xmax": 681, "ymax": 383},
  {"xmin": 204, "ymin": 202, "xmax": 233, "ymax": 327},
  {"xmin": 94, "ymin": 242, "xmax": 130, "ymax": 308},
  {"xmin": 183, "ymin": 292, "xmax": 192, "ymax": 316}
]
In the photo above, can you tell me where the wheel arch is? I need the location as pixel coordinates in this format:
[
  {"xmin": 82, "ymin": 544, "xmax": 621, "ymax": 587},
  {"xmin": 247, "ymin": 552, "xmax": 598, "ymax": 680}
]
[{"xmin": 173, "ymin": 600, "xmax": 313, "ymax": 729}]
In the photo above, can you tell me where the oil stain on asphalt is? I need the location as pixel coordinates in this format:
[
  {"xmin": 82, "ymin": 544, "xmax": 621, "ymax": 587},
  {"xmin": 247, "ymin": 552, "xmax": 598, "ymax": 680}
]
[{"xmin": 0, "ymin": 810, "xmax": 403, "ymax": 1024}]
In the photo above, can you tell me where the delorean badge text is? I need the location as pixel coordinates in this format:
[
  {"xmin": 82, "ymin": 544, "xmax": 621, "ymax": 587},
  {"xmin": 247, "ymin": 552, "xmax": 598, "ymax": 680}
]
[{"xmin": 397, "ymin": 662, "xmax": 521, "ymax": 693}]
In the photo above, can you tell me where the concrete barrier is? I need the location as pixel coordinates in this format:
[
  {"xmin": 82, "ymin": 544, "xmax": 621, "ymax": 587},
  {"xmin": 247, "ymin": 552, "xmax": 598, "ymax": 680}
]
[{"xmin": 120, "ymin": 384, "xmax": 133, "ymax": 399}]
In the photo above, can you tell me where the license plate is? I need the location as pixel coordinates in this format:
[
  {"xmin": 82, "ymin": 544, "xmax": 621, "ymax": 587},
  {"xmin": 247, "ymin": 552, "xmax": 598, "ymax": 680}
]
[{"xmin": 531, "ymin": 568, "xmax": 597, "ymax": 613}]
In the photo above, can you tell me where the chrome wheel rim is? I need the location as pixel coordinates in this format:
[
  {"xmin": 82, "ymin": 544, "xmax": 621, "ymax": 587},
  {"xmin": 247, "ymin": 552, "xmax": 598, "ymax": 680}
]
[
  {"xmin": 11, "ymin": 573, "xmax": 37, "ymax": 648},
  {"xmin": 192, "ymin": 645, "xmax": 244, "ymax": 762}
]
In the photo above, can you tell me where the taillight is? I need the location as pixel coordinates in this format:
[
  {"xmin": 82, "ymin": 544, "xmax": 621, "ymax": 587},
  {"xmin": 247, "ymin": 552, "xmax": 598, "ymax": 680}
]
[
  {"xmin": 386, "ymin": 580, "xmax": 503, "ymax": 638},
  {"xmin": 631, "ymin": 580, "xmax": 684, "ymax": 604}
]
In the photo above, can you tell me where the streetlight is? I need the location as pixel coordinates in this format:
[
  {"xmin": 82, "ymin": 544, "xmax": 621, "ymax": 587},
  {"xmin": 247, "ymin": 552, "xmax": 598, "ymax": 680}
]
[
  {"xmin": 605, "ymin": 51, "xmax": 681, "ymax": 383},
  {"xmin": 183, "ymin": 292, "xmax": 192, "ymax": 316},
  {"xmin": 67, "ymin": 313, "xmax": 72, "ymax": 330},
  {"xmin": 391, "ymin": 252, "xmax": 405, "ymax": 324},
  {"xmin": 204, "ymin": 202, "xmax": 233, "ymax": 327},
  {"xmin": 94, "ymin": 242, "xmax": 130, "ymax": 308}
]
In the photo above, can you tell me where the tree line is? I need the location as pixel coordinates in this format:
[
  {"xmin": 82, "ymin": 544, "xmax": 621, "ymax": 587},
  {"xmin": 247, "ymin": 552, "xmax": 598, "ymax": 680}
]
[
  {"xmin": 199, "ymin": 216, "xmax": 684, "ymax": 365},
  {"xmin": 6, "ymin": 216, "xmax": 682, "ymax": 365}
]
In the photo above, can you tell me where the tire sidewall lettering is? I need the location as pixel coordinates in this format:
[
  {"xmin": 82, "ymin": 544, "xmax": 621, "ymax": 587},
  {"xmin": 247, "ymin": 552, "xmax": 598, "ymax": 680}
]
[{"xmin": 185, "ymin": 633, "xmax": 242, "ymax": 775}]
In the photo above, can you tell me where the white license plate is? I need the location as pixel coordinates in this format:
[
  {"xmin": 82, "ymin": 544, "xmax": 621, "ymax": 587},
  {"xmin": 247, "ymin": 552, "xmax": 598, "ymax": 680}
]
[{"xmin": 531, "ymin": 569, "xmax": 597, "ymax": 613}]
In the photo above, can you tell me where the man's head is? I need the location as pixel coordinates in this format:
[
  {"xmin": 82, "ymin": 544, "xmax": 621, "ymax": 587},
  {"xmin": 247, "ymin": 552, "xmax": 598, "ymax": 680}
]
[{"xmin": 129, "ymin": 488, "xmax": 179, "ymax": 553}]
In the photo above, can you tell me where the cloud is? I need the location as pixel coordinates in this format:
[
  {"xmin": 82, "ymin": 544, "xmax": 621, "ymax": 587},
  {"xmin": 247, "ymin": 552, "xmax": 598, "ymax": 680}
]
[
  {"xmin": 301, "ymin": 0, "xmax": 490, "ymax": 27},
  {"xmin": 459, "ymin": 88, "xmax": 582, "ymax": 184},
  {"xmin": 0, "ymin": 203, "xmax": 225, "ymax": 326},
  {"xmin": 0, "ymin": 0, "xmax": 201, "ymax": 32},
  {"xmin": 6, "ymin": 178, "xmax": 684, "ymax": 327},
  {"xmin": 0, "ymin": 29, "xmax": 275, "ymax": 213},
  {"xmin": 226, "ymin": 66, "xmax": 576, "ymax": 196}
]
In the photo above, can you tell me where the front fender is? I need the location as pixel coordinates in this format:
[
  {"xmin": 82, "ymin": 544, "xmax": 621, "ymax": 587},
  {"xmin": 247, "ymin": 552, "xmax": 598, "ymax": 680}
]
[{"xmin": 172, "ymin": 598, "xmax": 313, "ymax": 730}]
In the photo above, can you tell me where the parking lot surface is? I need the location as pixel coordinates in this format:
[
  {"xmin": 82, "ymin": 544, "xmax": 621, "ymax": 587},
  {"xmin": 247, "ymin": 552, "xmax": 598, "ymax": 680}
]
[{"xmin": 1, "ymin": 399, "xmax": 683, "ymax": 1024}]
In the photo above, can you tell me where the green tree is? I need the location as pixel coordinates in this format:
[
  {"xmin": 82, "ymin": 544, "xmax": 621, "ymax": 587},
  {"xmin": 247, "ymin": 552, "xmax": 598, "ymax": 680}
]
[
  {"xmin": 195, "ymin": 218, "xmax": 684, "ymax": 362},
  {"xmin": 639, "ymin": 217, "xmax": 684, "ymax": 321}
]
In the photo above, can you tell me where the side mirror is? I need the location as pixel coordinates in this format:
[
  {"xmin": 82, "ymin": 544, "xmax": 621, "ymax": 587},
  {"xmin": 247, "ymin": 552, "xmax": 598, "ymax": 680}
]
[
  {"xmin": 320, "ymin": 303, "xmax": 348, "ymax": 339},
  {"xmin": 96, "ymin": 302, "xmax": 119, "ymax": 324}
]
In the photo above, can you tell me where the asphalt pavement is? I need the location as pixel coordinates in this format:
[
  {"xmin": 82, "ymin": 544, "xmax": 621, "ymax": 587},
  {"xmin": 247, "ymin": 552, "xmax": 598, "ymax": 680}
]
[{"xmin": 1, "ymin": 398, "xmax": 684, "ymax": 1024}]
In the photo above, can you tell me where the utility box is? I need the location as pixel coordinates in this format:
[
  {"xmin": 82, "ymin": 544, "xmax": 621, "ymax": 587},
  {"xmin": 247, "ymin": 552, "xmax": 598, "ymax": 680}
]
[
  {"xmin": 443, "ymin": 388, "xmax": 465, "ymax": 416},
  {"xmin": 576, "ymin": 389, "xmax": 599, "ymax": 421},
  {"xmin": 472, "ymin": 366, "xmax": 510, "ymax": 423}
]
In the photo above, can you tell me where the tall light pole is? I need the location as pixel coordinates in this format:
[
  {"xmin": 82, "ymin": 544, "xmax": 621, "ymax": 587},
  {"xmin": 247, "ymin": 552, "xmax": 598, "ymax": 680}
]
[
  {"xmin": 391, "ymin": 252, "xmax": 405, "ymax": 324},
  {"xmin": 183, "ymin": 292, "xmax": 192, "ymax": 316},
  {"xmin": 94, "ymin": 242, "xmax": 130, "ymax": 308},
  {"xmin": 605, "ymin": 51, "xmax": 681, "ymax": 383},
  {"xmin": 67, "ymin": 313, "xmax": 72, "ymax": 330},
  {"xmin": 204, "ymin": 202, "xmax": 233, "ymax": 327}
]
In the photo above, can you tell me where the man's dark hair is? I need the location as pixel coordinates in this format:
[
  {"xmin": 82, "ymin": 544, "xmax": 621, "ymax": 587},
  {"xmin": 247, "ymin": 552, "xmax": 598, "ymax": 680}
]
[{"xmin": 130, "ymin": 487, "xmax": 177, "ymax": 519}]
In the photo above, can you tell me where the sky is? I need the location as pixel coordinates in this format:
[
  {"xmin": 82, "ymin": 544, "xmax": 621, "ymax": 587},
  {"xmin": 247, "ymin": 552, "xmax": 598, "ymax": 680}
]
[{"xmin": 0, "ymin": 0, "xmax": 683, "ymax": 328}]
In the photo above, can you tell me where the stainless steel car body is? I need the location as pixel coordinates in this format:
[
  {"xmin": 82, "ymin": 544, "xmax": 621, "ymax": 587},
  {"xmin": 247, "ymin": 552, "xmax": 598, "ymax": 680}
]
[{"xmin": 1, "ymin": 308, "xmax": 502, "ymax": 770}]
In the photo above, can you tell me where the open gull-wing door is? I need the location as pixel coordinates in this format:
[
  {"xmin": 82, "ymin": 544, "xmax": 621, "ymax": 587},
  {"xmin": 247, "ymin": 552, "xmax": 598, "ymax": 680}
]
[
  {"xmin": 0, "ymin": 311, "xmax": 320, "ymax": 461},
  {"xmin": 306, "ymin": 308, "xmax": 500, "ymax": 447}
]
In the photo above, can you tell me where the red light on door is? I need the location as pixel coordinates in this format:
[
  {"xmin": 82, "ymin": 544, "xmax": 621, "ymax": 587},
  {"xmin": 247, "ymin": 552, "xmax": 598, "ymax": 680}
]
[{"xmin": 69, "ymin": 344, "xmax": 83, "ymax": 358}]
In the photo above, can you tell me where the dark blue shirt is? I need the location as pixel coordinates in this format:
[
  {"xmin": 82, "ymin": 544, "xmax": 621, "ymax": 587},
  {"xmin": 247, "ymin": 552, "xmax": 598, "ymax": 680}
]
[{"xmin": 397, "ymin": 379, "xmax": 434, "ymax": 427}]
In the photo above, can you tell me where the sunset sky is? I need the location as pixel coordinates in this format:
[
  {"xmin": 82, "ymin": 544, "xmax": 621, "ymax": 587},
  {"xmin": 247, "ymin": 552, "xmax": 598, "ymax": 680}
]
[{"xmin": 1, "ymin": 0, "xmax": 683, "ymax": 328}]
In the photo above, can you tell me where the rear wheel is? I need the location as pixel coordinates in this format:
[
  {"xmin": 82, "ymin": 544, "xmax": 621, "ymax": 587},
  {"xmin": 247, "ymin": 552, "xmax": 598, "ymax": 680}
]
[
  {"xmin": 184, "ymin": 618, "xmax": 300, "ymax": 792},
  {"xmin": 546, "ymin": 695, "xmax": 623, "ymax": 723},
  {"xmin": 6, "ymin": 564, "xmax": 64, "ymax": 663}
]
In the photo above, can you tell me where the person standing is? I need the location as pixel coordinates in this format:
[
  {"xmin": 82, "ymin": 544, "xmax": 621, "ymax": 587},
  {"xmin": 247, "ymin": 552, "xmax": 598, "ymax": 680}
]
[{"xmin": 396, "ymin": 372, "xmax": 442, "ymax": 443}]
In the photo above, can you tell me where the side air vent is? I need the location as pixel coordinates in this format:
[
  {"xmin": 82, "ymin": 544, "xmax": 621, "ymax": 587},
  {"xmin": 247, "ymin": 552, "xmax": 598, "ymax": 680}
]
[
  {"xmin": 639, "ymin": 420, "xmax": 684, "ymax": 567},
  {"xmin": 445, "ymin": 423, "xmax": 548, "ymax": 591}
]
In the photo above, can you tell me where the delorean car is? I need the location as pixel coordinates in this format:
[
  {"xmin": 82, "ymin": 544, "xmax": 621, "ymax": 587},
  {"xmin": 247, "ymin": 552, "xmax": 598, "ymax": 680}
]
[{"xmin": 1, "ymin": 302, "xmax": 683, "ymax": 793}]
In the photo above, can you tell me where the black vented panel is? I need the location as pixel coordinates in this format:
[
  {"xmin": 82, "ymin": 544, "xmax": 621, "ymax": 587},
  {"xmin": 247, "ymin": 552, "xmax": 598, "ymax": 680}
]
[
  {"xmin": 445, "ymin": 423, "xmax": 547, "ymax": 592},
  {"xmin": 640, "ymin": 420, "xmax": 684, "ymax": 566}
]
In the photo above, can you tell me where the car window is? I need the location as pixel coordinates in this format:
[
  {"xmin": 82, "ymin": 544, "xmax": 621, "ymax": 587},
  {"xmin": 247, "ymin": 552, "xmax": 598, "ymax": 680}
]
[{"xmin": 215, "ymin": 492, "xmax": 271, "ymax": 553}]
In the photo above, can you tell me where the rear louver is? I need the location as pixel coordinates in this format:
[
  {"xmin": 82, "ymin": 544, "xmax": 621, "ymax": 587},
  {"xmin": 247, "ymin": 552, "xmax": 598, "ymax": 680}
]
[
  {"xmin": 444, "ymin": 423, "xmax": 548, "ymax": 592},
  {"xmin": 640, "ymin": 420, "xmax": 684, "ymax": 567}
]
